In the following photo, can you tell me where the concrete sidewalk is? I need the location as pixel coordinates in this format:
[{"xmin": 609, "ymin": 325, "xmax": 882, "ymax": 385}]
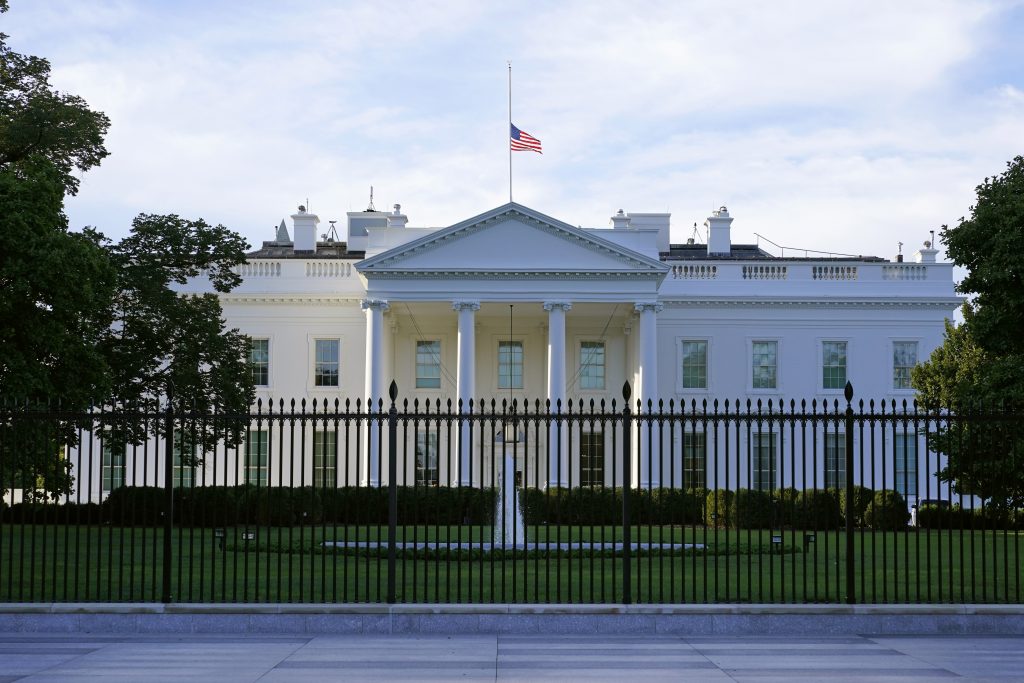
[{"xmin": 1, "ymin": 632, "xmax": 1023, "ymax": 681}]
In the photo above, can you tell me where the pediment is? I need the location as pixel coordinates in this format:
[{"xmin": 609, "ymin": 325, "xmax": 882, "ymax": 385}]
[{"xmin": 357, "ymin": 203, "xmax": 669, "ymax": 280}]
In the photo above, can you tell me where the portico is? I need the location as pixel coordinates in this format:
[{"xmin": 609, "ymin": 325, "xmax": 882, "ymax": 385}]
[{"xmin": 355, "ymin": 203, "xmax": 669, "ymax": 487}]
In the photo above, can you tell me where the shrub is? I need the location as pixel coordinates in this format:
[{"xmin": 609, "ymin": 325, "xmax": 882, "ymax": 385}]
[
  {"xmin": 838, "ymin": 485, "xmax": 873, "ymax": 527},
  {"xmin": 705, "ymin": 488, "xmax": 774, "ymax": 529},
  {"xmin": 104, "ymin": 486, "xmax": 165, "ymax": 526},
  {"xmin": 793, "ymin": 489, "xmax": 841, "ymax": 530},
  {"xmin": 176, "ymin": 486, "xmax": 239, "ymax": 527},
  {"xmin": 774, "ymin": 487, "xmax": 799, "ymax": 527},
  {"xmin": 864, "ymin": 490, "xmax": 910, "ymax": 530}
]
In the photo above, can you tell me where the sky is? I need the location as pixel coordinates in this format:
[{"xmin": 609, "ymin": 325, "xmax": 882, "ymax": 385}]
[{"xmin": 5, "ymin": 0, "xmax": 1024, "ymax": 262}]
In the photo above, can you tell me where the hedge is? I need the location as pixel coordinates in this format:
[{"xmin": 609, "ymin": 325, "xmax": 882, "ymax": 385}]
[{"xmin": 864, "ymin": 490, "xmax": 910, "ymax": 530}]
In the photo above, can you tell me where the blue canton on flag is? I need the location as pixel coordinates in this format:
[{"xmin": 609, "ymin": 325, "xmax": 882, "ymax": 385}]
[{"xmin": 510, "ymin": 124, "xmax": 542, "ymax": 153}]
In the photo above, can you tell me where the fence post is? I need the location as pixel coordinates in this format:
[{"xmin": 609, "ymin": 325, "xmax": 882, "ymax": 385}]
[
  {"xmin": 621, "ymin": 381, "xmax": 632, "ymax": 605},
  {"xmin": 161, "ymin": 384, "xmax": 175, "ymax": 604},
  {"xmin": 386, "ymin": 381, "xmax": 399, "ymax": 604},
  {"xmin": 844, "ymin": 381, "xmax": 855, "ymax": 605}
]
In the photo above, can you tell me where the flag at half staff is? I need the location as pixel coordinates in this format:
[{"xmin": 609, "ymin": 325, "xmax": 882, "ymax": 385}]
[{"xmin": 510, "ymin": 123, "xmax": 542, "ymax": 153}]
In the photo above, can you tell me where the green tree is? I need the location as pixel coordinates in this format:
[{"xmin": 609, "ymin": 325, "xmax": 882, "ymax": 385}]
[
  {"xmin": 1, "ymin": 4, "xmax": 254, "ymax": 495},
  {"xmin": 913, "ymin": 156, "xmax": 1024, "ymax": 509},
  {"xmin": 102, "ymin": 214, "xmax": 254, "ymax": 454}
]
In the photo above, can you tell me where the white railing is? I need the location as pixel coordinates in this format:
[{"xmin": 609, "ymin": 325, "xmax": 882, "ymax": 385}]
[
  {"xmin": 305, "ymin": 261, "xmax": 353, "ymax": 278},
  {"xmin": 742, "ymin": 265, "xmax": 787, "ymax": 280},
  {"xmin": 882, "ymin": 265, "xmax": 927, "ymax": 280},
  {"xmin": 672, "ymin": 264, "xmax": 717, "ymax": 279},
  {"xmin": 236, "ymin": 262, "xmax": 281, "ymax": 277},
  {"xmin": 812, "ymin": 265, "xmax": 857, "ymax": 281}
]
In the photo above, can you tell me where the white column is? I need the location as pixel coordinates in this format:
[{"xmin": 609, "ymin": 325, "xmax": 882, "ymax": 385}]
[
  {"xmin": 453, "ymin": 301, "xmax": 480, "ymax": 486},
  {"xmin": 635, "ymin": 302, "xmax": 662, "ymax": 488},
  {"xmin": 544, "ymin": 301, "xmax": 571, "ymax": 488},
  {"xmin": 362, "ymin": 298, "xmax": 389, "ymax": 486}
]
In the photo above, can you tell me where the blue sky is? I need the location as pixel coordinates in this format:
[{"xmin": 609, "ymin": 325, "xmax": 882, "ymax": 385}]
[{"xmin": 5, "ymin": 1, "xmax": 1024, "ymax": 261}]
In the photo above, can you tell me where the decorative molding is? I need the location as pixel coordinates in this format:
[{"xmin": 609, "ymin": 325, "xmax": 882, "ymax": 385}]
[
  {"xmin": 221, "ymin": 295, "xmax": 364, "ymax": 305},
  {"xmin": 542, "ymin": 301, "xmax": 573, "ymax": 312},
  {"xmin": 360, "ymin": 299, "xmax": 390, "ymax": 312},
  {"xmin": 451, "ymin": 300, "xmax": 481, "ymax": 312},
  {"xmin": 661, "ymin": 298, "xmax": 961, "ymax": 309},
  {"xmin": 634, "ymin": 302, "xmax": 664, "ymax": 313},
  {"xmin": 365, "ymin": 269, "xmax": 663, "ymax": 281}
]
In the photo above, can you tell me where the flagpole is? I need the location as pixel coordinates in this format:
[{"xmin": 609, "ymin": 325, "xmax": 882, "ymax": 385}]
[{"xmin": 507, "ymin": 61, "xmax": 512, "ymax": 204}]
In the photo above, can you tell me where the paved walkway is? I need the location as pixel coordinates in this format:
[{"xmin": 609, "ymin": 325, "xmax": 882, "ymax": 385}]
[{"xmin": 1, "ymin": 632, "xmax": 1022, "ymax": 682}]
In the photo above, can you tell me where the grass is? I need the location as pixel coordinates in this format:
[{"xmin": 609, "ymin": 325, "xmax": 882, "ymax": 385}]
[{"xmin": 1, "ymin": 523, "xmax": 1021, "ymax": 604}]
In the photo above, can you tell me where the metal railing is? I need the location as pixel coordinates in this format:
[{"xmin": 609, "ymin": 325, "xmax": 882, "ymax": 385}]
[{"xmin": 1, "ymin": 382, "xmax": 1021, "ymax": 605}]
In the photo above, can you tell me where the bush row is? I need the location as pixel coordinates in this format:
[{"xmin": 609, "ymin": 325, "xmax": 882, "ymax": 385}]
[
  {"xmin": 704, "ymin": 487, "xmax": 909, "ymax": 530},
  {"xmin": 915, "ymin": 503, "xmax": 1024, "ymax": 530}
]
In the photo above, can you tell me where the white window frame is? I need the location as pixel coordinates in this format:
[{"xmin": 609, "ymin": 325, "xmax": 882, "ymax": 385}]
[
  {"xmin": 101, "ymin": 442, "xmax": 126, "ymax": 495},
  {"xmin": 579, "ymin": 430, "xmax": 605, "ymax": 487},
  {"xmin": 307, "ymin": 334, "xmax": 344, "ymax": 391},
  {"xmin": 313, "ymin": 430, "xmax": 337, "ymax": 488},
  {"xmin": 415, "ymin": 430, "xmax": 439, "ymax": 486},
  {"xmin": 823, "ymin": 429, "xmax": 847, "ymax": 489},
  {"xmin": 820, "ymin": 339, "xmax": 849, "ymax": 392},
  {"xmin": 677, "ymin": 338, "xmax": 710, "ymax": 393},
  {"xmin": 496, "ymin": 337, "xmax": 526, "ymax": 392},
  {"xmin": 578, "ymin": 340, "xmax": 606, "ymax": 392},
  {"xmin": 245, "ymin": 430, "xmax": 269, "ymax": 486},
  {"xmin": 415, "ymin": 339, "xmax": 443, "ymax": 390},
  {"xmin": 749, "ymin": 338, "xmax": 781, "ymax": 393},
  {"xmin": 249, "ymin": 337, "xmax": 270, "ymax": 388},
  {"xmin": 894, "ymin": 431, "xmax": 918, "ymax": 498},
  {"xmin": 891, "ymin": 339, "xmax": 920, "ymax": 392},
  {"xmin": 752, "ymin": 430, "xmax": 776, "ymax": 491}
]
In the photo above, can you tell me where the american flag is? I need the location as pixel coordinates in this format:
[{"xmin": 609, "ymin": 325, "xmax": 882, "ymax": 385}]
[{"xmin": 510, "ymin": 123, "xmax": 542, "ymax": 153}]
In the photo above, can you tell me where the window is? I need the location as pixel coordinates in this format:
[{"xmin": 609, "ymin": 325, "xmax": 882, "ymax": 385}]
[
  {"xmin": 314, "ymin": 339, "xmax": 340, "ymax": 387},
  {"xmin": 752, "ymin": 431, "xmax": 776, "ymax": 491},
  {"xmin": 415, "ymin": 431, "xmax": 439, "ymax": 486},
  {"xmin": 682, "ymin": 432, "xmax": 707, "ymax": 489},
  {"xmin": 752, "ymin": 341, "xmax": 778, "ymax": 389},
  {"xmin": 415, "ymin": 340, "xmax": 441, "ymax": 389},
  {"xmin": 822, "ymin": 341, "xmax": 847, "ymax": 390},
  {"xmin": 246, "ymin": 431, "xmax": 268, "ymax": 486},
  {"xmin": 893, "ymin": 341, "xmax": 918, "ymax": 390},
  {"xmin": 101, "ymin": 443, "xmax": 125, "ymax": 494},
  {"xmin": 579, "ymin": 341, "xmax": 605, "ymax": 391},
  {"xmin": 580, "ymin": 431, "xmax": 604, "ymax": 487},
  {"xmin": 894, "ymin": 432, "xmax": 918, "ymax": 497},
  {"xmin": 824, "ymin": 431, "xmax": 846, "ymax": 489},
  {"xmin": 250, "ymin": 339, "xmax": 269, "ymax": 386},
  {"xmin": 498, "ymin": 341, "xmax": 523, "ymax": 390},
  {"xmin": 172, "ymin": 430, "xmax": 196, "ymax": 488},
  {"xmin": 681, "ymin": 340, "xmax": 708, "ymax": 390},
  {"xmin": 313, "ymin": 431, "xmax": 336, "ymax": 488}
]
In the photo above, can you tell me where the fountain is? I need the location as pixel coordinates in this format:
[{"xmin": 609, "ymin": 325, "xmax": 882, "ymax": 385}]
[{"xmin": 493, "ymin": 453, "xmax": 525, "ymax": 547}]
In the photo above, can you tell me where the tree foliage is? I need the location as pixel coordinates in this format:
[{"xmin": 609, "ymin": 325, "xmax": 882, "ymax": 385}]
[
  {"xmin": 1, "ymin": 4, "xmax": 254, "ymax": 495},
  {"xmin": 0, "ymin": 7, "xmax": 110, "ymax": 195},
  {"xmin": 913, "ymin": 156, "xmax": 1024, "ymax": 509}
]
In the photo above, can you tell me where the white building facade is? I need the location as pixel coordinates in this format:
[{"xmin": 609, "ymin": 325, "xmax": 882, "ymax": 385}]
[{"xmin": 121, "ymin": 201, "xmax": 959, "ymax": 502}]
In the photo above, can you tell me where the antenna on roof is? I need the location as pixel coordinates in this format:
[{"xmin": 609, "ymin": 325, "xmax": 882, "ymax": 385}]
[
  {"xmin": 367, "ymin": 186, "xmax": 376, "ymax": 212},
  {"xmin": 324, "ymin": 220, "xmax": 340, "ymax": 243}
]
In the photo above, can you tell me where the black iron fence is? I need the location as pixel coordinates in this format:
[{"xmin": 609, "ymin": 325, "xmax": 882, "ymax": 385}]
[{"xmin": 1, "ymin": 382, "xmax": 1021, "ymax": 605}]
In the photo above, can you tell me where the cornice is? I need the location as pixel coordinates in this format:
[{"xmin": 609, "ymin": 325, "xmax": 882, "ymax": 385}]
[
  {"xmin": 367, "ymin": 269, "xmax": 664, "ymax": 281},
  {"xmin": 221, "ymin": 295, "xmax": 364, "ymax": 305},
  {"xmin": 661, "ymin": 298, "xmax": 962, "ymax": 309}
]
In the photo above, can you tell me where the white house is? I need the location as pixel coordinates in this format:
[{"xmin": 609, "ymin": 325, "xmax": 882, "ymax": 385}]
[
  {"xmin": 55, "ymin": 201, "xmax": 960, "ymax": 504},
  {"xmin": 152, "ymin": 203, "xmax": 955, "ymax": 494}
]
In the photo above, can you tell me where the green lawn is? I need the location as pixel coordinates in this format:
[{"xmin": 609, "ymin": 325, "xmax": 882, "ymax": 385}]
[{"xmin": 1, "ymin": 523, "xmax": 1021, "ymax": 604}]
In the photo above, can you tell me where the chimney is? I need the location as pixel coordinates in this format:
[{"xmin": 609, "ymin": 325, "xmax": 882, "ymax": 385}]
[
  {"xmin": 387, "ymin": 203, "xmax": 408, "ymax": 229},
  {"xmin": 292, "ymin": 205, "xmax": 320, "ymax": 253},
  {"xmin": 275, "ymin": 219, "xmax": 291, "ymax": 243},
  {"xmin": 914, "ymin": 240, "xmax": 938, "ymax": 264},
  {"xmin": 610, "ymin": 209, "xmax": 631, "ymax": 230},
  {"xmin": 705, "ymin": 206, "xmax": 732, "ymax": 256}
]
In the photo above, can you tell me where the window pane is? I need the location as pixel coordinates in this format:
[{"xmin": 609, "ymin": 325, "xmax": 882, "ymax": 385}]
[
  {"xmin": 314, "ymin": 339, "xmax": 340, "ymax": 387},
  {"xmin": 752, "ymin": 341, "xmax": 777, "ymax": 389},
  {"xmin": 682, "ymin": 341, "xmax": 708, "ymax": 389},
  {"xmin": 415, "ymin": 431, "xmax": 439, "ymax": 486},
  {"xmin": 824, "ymin": 431, "xmax": 846, "ymax": 488},
  {"xmin": 416, "ymin": 340, "xmax": 442, "ymax": 389},
  {"xmin": 172, "ymin": 430, "xmax": 196, "ymax": 488},
  {"xmin": 753, "ymin": 432, "xmax": 775, "ymax": 491},
  {"xmin": 246, "ymin": 431, "xmax": 268, "ymax": 486},
  {"xmin": 893, "ymin": 341, "xmax": 918, "ymax": 390},
  {"xmin": 822, "ymin": 341, "xmax": 847, "ymax": 390},
  {"xmin": 313, "ymin": 431, "xmax": 336, "ymax": 488},
  {"xmin": 498, "ymin": 341, "xmax": 523, "ymax": 389},
  {"xmin": 894, "ymin": 433, "xmax": 918, "ymax": 497},
  {"xmin": 101, "ymin": 443, "xmax": 125, "ymax": 494},
  {"xmin": 579, "ymin": 342, "xmax": 605, "ymax": 390},
  {"xmin": 250, "ymin": 339, "xmax": 269, "ymax": 386},
  {"xmin": 580, "ymin": 431, "xmax": 604, "ymax": 487},
  {"xmin": 683, "ymin": 432, "xmax": 706, "ymax": 489}
]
